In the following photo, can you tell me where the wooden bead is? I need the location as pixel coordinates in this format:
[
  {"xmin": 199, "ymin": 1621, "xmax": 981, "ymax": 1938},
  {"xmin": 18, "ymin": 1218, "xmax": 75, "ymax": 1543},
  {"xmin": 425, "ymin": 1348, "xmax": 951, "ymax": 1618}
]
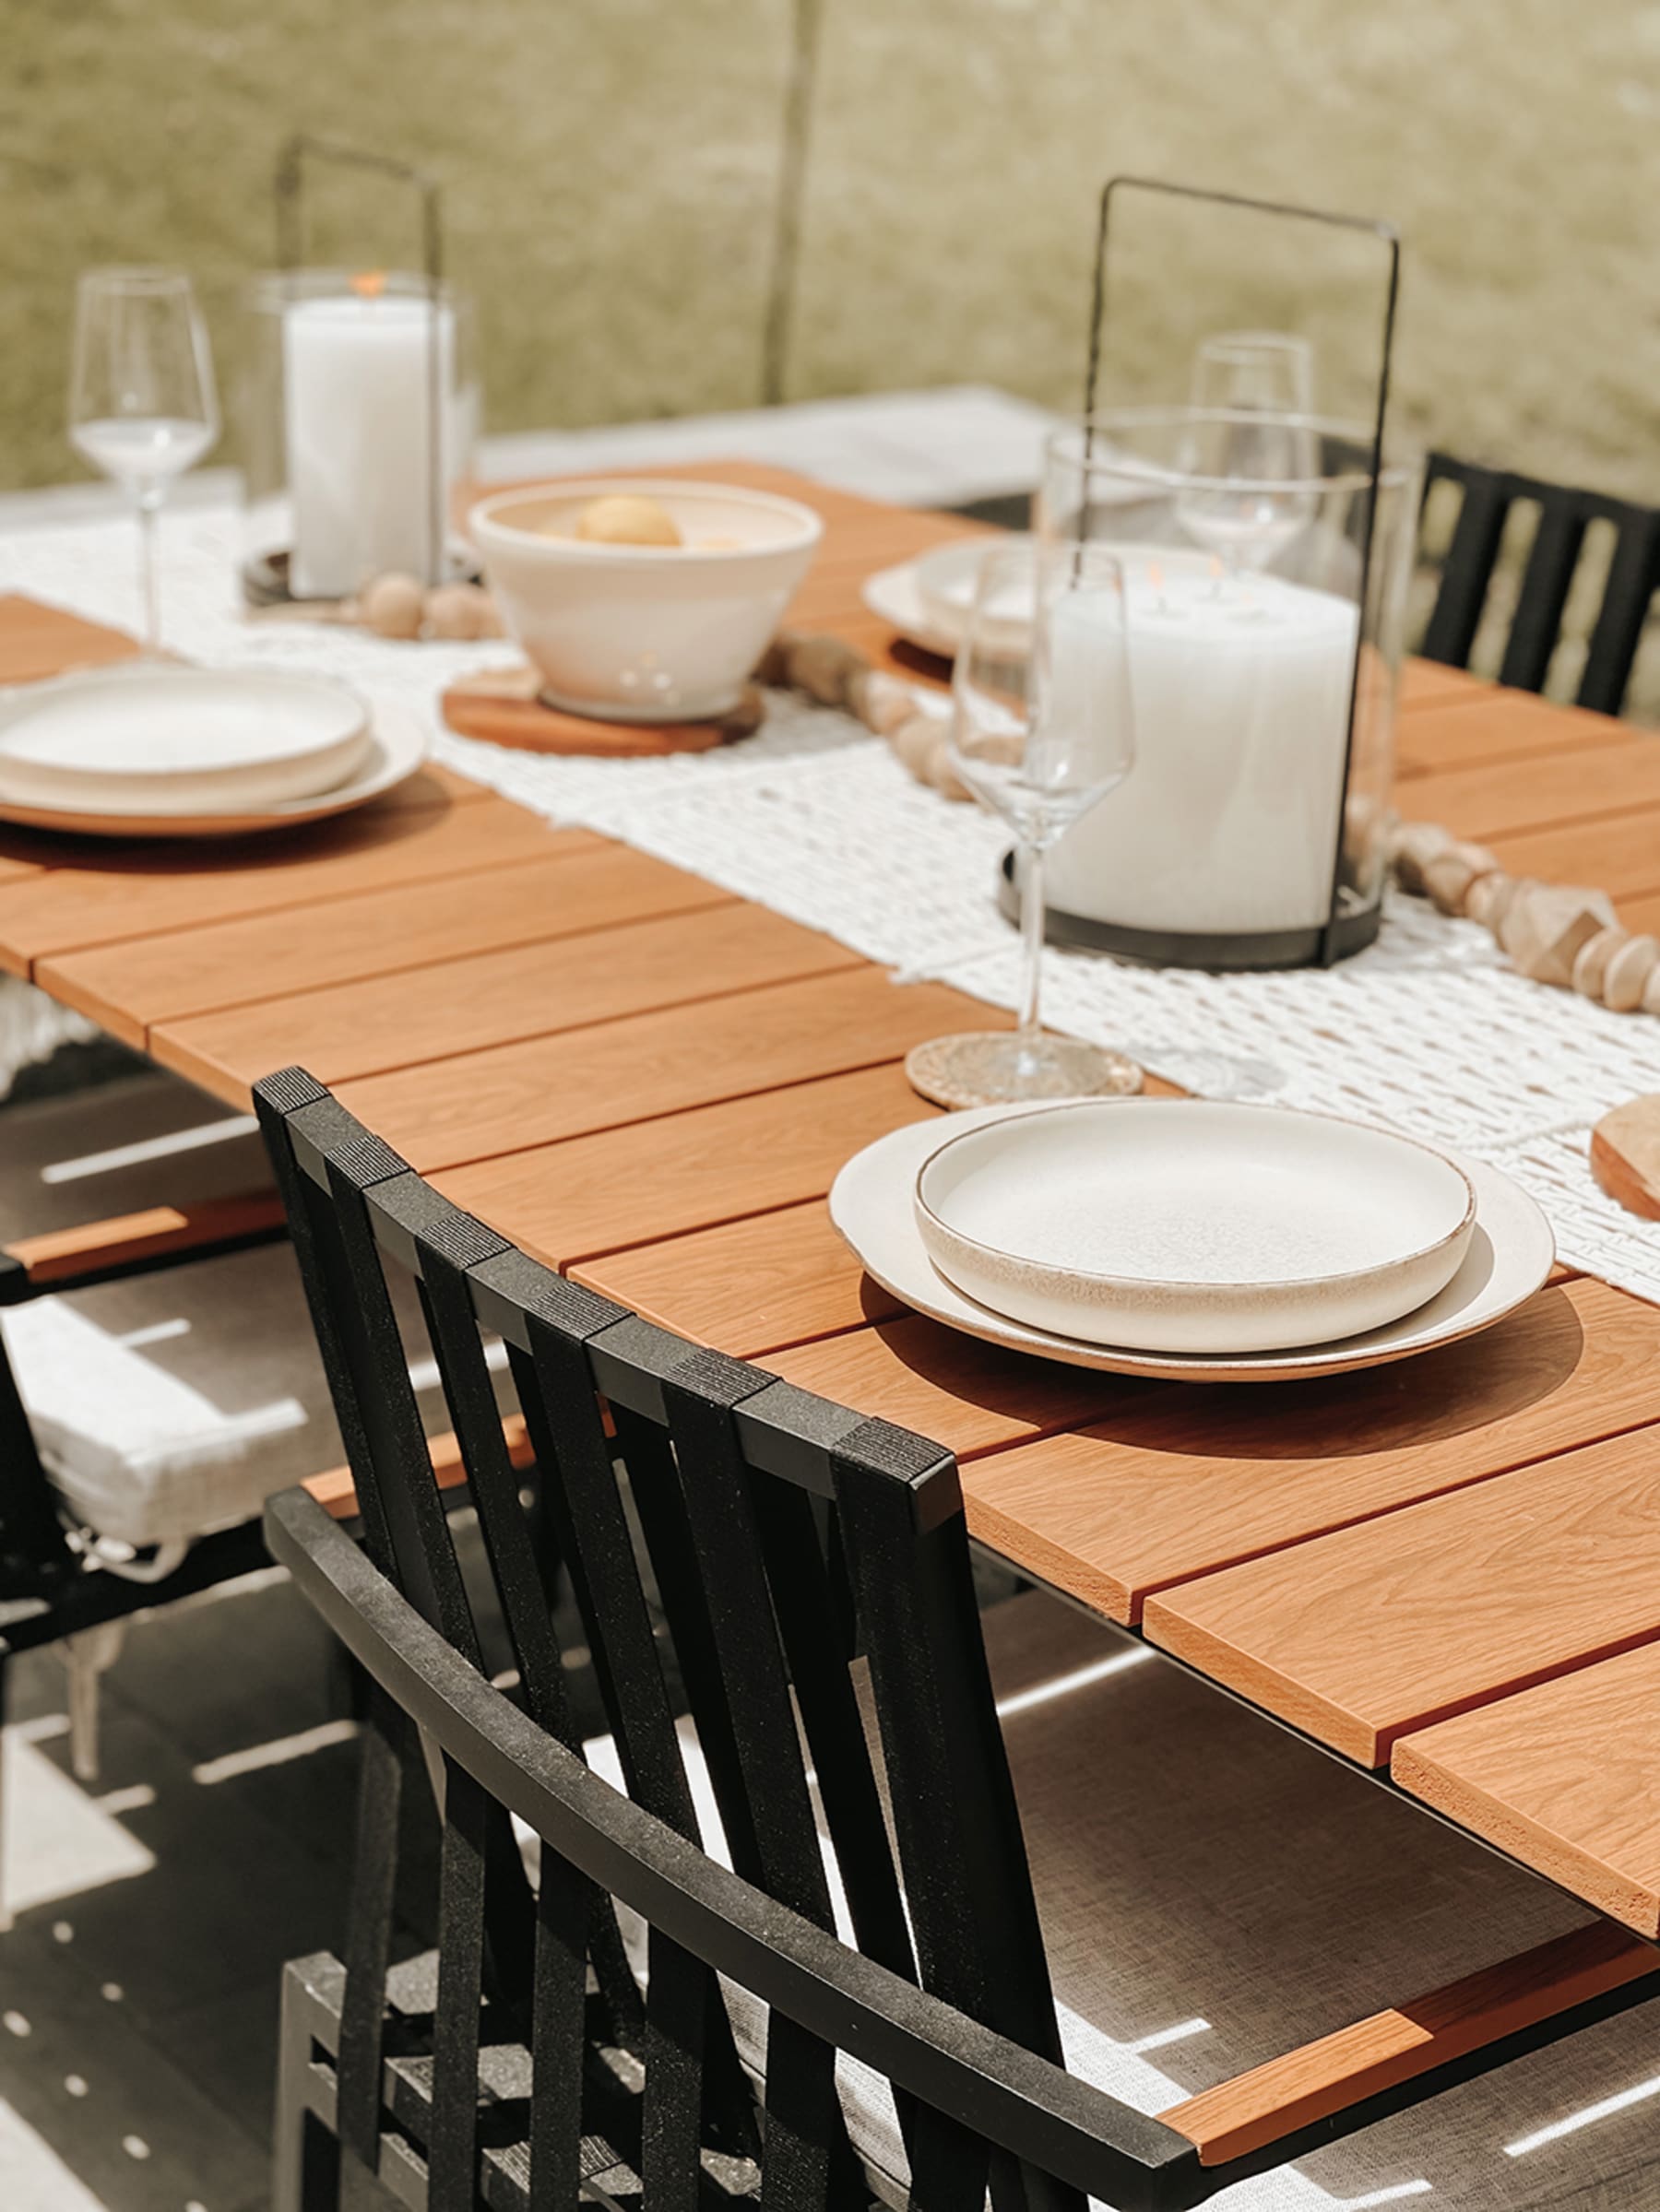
[
  {"xmin": 1498, "ymin": 882, "xmax": 1618, "ymax": 988},
  {"xmin": 753, "ymin": 633, "xmax": 795, "ymax": 688},
  {"xmin": 893, "ymin": 714, "xmax": 940, "ymax": 778},
  {"xmin": 361, "ymin": 572, "xmax": 425, "ymax": 639},
  {"xmin": 1572, "ymin": 926, "xmax": 1628, "ymax": 1000},
  {"xmin": 1464, "ymin": 871, "xmax": 1516, "ymax": 930},
  {"xmin": 848, "ymin": 668, "xmax": 915, "ymax": 738},
  {"xmin": 422, "ymin": 582, "xmax": 504, "ymax": 640},
  {"xmin": 1603, "ymin": 934, "xmax": 1659, "ymax": 1012},
  {"xmin": 1423, "ymin": 842, "xmax": 1500, "ymax": 917},
  {"xmin": 785, "ymin": 634, "xmax": 865, "ymax": 706},
  {"xmin": 1389, "ymin": 821, "xmax": 1457, "ymax": 897}
]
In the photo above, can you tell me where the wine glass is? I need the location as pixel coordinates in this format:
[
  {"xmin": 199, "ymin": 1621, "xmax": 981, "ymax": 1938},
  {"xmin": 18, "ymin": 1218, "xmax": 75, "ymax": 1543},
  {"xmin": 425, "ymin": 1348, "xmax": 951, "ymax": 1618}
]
[
  {"xmin": 1177, "ymin": 330, "xmax": 1318, "ymax": 571},
  {"xmin": 908, "ymin": 540, "xmax": 1141, "ymax": 1107},
  {"xmin": 68, "ymin": 268, "xmax": 219, "ymax": 654}
]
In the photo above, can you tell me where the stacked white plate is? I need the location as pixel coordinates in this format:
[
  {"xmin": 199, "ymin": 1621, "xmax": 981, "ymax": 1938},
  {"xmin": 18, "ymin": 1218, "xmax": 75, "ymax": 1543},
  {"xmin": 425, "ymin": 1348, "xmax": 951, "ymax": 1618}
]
[
  {"xmin": 0, "ymin": 664, "xmax": 428, "ymax": 838},
  {"xmin": 830, "ymin": 1098, "xmax": 1556, "ymax": 1383}
]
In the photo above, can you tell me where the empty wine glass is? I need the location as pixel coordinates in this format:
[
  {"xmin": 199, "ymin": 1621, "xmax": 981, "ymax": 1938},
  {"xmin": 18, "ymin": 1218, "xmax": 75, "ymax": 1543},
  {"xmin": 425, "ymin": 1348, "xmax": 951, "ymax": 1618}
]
[
  {"xmin": 908, "ymin": 539, "xmax": 1141, "ymax": 1107},
  {"xmin": 1177, "ymin": 330, "xmax": 1318, "ymax": 571},
  {"xmin": 69, "ymin": 268, "xmax": 219, "ymax": 653}
]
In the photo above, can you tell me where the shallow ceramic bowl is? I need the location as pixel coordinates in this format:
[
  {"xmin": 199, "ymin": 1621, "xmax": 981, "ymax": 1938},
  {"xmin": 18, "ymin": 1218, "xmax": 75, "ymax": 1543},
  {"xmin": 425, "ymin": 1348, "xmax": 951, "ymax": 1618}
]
[
  {"xmin": 0, "ymin": 664, "xmax": 371, "ymax": 812},
  {"xmin": 469, "ymin": 479, "xmax": 823, "ymax": 722},
  {"xmin": 912, "ymin": 1098, "xmax": 1476, "ymax": 1354}
]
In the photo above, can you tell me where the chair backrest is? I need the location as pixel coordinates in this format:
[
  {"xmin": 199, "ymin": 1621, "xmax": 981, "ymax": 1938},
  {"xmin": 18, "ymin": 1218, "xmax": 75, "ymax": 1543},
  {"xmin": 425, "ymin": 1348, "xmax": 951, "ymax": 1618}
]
[
  {"xmin": 1418, "ymin": 450, "xmax": 1660, "ymax": 716},
  {"xmin": 255, "ymin": 1066, "xmax": 1201, "ymax": 2212}
]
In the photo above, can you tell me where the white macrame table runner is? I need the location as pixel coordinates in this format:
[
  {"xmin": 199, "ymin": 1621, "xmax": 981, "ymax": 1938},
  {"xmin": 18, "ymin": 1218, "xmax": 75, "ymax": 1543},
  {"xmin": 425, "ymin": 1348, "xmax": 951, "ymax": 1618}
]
[{"xmin": 6, "ymin": 501, "xmax": 1660, "ymax": 1309}]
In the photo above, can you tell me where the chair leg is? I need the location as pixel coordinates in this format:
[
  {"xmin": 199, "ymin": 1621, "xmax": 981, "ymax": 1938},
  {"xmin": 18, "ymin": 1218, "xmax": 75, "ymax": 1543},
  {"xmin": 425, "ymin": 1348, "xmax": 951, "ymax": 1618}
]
[
  {"xmin": 274, "ymin": 1958, "xmax": 343, "ymax": 2212},
  {"xmin": 63, "ymin": 1619, "xmax": 127, "ymax": 1784}
]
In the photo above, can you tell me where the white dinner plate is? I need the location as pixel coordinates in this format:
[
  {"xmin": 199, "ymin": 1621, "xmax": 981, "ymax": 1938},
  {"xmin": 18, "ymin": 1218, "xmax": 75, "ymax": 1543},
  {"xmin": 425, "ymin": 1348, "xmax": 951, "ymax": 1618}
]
[
  {"xmin": 0, "ymin": 664, "xmax": 372, "ymax": 812},
  {"xmin": 830, "ymin": 1105, "xmax": 1555, "ymax": 1382},
  {"xmin": 860, "ymin": 559, "xmax": 966, "ymax": 659},
  {"xmin": 0, "ymin": 697, "xmax": 429, "ymax": 839},
  {"xmin": 913, "ymin": 1099, "xmax": 1476, "ymax": 1354}
]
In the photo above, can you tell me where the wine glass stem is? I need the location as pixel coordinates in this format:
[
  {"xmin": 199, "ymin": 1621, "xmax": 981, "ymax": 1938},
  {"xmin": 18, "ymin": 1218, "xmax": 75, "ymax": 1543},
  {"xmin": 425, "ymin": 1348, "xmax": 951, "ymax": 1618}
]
[
  {"xmin": 135, "ymin": 487, "xmax": 162, "ymax": 656},
  {"xmin": 1017, "ymin": 838, "xmax": 1047, "ymax": 1048}
]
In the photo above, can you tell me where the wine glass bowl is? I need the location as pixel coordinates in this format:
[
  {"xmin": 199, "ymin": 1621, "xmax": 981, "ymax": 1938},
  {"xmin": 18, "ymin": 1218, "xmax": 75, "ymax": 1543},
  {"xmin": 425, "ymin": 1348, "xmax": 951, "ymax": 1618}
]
[
  {"xmin": 1178, "ymin": 330, "xmax": 1319, "ymax": 572},
  {"xmin": 906, "ymin": 539, "xmax": 1142, "ymax": 1109},
  {"xmin": 68, "ymin": 267, "xmax": 219, "ymax": 652}
]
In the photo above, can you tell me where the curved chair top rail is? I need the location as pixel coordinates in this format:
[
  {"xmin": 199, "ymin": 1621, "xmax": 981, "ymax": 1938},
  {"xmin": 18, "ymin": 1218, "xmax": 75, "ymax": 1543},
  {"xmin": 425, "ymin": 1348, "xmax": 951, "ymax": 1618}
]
[{"xmin": 263, "ymin": 1483, "xmax": 1199, "ymax": 2206}]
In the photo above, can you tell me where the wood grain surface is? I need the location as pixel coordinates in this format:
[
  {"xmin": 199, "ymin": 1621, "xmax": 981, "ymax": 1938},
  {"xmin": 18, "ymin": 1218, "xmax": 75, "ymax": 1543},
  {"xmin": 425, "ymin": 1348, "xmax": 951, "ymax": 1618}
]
[
  {"xmin": 1393, "ymin": 1644, "xmax": 1660, "ymax": 1936},
  {"xmin": 962, "ymin": 1280, "xmax": 1660, "ymax": 1622},
  {"xmin": 432, "ymin": 1061, "xmax": 938, "ymax": 1267},
  {"xmin": 1144, "ymin": 1423, "xmax": 1660, "ymax": 1764},
  {"xmin": 35, "ymin": 844, "xmax": 732, "ymax": 1046},
  {"xmin": 335, "ymin": 969, "xmax": 1004, "ymax": 1170},
  {"xmin": 149, "ymin": 902, "xmax": 862, "ymax": 1093}
]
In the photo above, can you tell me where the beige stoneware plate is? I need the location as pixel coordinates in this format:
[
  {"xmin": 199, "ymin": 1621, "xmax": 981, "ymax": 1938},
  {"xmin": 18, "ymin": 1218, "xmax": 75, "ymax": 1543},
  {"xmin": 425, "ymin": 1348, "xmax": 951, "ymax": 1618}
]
[
  {"xmin": 914, "ymin": 1098, "xmax": 1476, "ymax": 1354},
  {"xmin": 829, "ymin": 1105, "xmax": 1553, "ymax": 1382},
  {"xmin": 0, "ymin": 663, "xmax": 372, "ymax": 813},
  {"xmin": 0, "ymin": 696, "xmax": 428, "ymax": 839}
]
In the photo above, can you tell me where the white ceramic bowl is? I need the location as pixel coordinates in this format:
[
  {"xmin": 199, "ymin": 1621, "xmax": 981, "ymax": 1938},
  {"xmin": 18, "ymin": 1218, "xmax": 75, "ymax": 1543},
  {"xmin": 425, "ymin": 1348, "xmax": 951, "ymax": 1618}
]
[
  {"xmin": 912, "ymin": 1098, "xmax": 1477, "ymax": 1355},
  {"xmin": 468, "ymin": 478, "xmax": 824, "ymax": 722}
]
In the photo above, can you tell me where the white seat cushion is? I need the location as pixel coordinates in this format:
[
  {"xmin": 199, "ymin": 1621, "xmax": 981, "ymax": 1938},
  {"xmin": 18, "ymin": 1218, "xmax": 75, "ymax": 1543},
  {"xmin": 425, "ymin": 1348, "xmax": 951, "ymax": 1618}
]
[{"xmin": 0, "ymin": 1069, "xmax": 490, "ymax": 1551}]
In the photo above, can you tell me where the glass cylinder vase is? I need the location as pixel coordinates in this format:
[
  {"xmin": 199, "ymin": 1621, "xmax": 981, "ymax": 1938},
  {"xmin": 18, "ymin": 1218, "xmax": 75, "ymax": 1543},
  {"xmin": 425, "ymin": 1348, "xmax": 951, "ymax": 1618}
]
[
  {"xmin": 1036, "ymin": 408, "xmax": 1420, "ymax": 970},
  {"xmin": 239, "ymin": 267, "xmax": 480, "ymax": 605}
]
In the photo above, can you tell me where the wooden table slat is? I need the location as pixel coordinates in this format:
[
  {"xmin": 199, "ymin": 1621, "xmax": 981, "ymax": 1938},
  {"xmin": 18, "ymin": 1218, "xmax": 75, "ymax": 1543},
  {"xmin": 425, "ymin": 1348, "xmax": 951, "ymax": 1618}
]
[
  {"xmin": 432, "ymin": 1060, "xmax": 938, "ymax": 1268},
  {"xmin": 0, "ymin": 798, "xmax": 580, "ymax": 987},
  {"xmin": 150, "ymin": 902, "xmax": 864, "ymax": 1093},
  {"xmin": 35, "ymin": 844, "xmax": 732, "ymax": 1046},
  {"xmin": 1143, "ymin": 1421, "xmax": 1660, "ymax": 1766},
  {"xmin": 1393, "ymin": 1643, "xmax": 1660, "ymax": 1936},
  {"xmin": 962, "ymin": 1278, "xmax": 1660, "ymax": 1624},
  {"xmin": 336, "ymin": 970, "xmax": 1009, "ymax": 1170}
]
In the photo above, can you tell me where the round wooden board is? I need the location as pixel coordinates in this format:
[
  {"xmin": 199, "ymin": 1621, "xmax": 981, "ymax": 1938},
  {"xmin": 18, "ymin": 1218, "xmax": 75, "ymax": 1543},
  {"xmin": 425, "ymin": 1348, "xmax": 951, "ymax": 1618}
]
[
  {"xmin": 442, "ymin": 666, "xmax": 764, "ymax": 758},
  {"xmin": 1591, "ymin": 1094, "xmax": 1660, "ymax": 1221}
]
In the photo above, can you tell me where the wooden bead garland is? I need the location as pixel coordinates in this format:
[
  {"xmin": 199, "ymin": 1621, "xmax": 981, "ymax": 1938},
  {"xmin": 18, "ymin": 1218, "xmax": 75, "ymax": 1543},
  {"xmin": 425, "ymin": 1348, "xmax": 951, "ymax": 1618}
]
[
  {"xmin": 1384, "ymin": 817, "xmax": 1659, "ymax": 1016},
  {"xmin": 255, "ymin": 571, "xmax": 506, "ymax": 643}
]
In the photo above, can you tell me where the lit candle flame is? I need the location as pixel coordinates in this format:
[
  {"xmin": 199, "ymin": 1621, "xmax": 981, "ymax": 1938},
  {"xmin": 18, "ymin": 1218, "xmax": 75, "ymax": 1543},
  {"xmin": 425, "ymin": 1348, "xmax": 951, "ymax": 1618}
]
[{"xmin": 350, "ymin": 269, "xmax": 388, "ymax": 302}]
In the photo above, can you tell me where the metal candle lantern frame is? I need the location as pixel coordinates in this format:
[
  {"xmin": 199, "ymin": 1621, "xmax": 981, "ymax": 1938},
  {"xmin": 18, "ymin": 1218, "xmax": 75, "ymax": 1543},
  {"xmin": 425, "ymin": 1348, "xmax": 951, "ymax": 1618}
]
[
  {"xmin": 243, "ymin": 135, "xmax": 460, "ymax": 606},
  {"xmin": 1004, "ymin": 176, "xmax": 1404, "ymax": 973}
]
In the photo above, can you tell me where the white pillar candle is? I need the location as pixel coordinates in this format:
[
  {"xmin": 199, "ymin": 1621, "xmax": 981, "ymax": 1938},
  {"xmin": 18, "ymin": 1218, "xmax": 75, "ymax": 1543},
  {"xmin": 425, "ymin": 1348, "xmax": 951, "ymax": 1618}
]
[
  {"xmin": 1046, "ymin": 552, "xmax": 1359, "ymax": 937},
  {"xmin": 283, "ymin": 292, "xmax": 455, "ymax": 599}
]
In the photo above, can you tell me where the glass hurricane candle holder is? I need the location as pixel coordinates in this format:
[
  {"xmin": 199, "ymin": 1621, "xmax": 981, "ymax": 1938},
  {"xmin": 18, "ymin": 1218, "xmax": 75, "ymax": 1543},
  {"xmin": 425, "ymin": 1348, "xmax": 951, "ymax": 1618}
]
[
  {"xmin": 1034, "ymin": 408, "xmax": 1419, "ymax": 971},
  {"xmin": 239, "ymin": 267, "xmax": 480, "ymax": 606}
]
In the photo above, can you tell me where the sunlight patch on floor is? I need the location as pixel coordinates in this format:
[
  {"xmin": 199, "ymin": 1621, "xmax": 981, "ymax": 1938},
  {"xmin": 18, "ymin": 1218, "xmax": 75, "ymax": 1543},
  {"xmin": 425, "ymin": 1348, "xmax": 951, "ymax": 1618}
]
[{"xmin": 2, "ymin": 1730, "xmax": 153, "ymax": 1918}]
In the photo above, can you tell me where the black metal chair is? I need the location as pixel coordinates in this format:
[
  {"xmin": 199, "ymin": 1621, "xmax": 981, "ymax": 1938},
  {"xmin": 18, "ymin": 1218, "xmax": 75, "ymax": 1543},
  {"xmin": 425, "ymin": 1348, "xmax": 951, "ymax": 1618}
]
[
  {"xmin": 1411, "ymin": 452, "xmax": 1658, "ymax": 714},
  {"xmin": 255, "ymin": 1064, "xmax": 1657, "ymax": 2212}
]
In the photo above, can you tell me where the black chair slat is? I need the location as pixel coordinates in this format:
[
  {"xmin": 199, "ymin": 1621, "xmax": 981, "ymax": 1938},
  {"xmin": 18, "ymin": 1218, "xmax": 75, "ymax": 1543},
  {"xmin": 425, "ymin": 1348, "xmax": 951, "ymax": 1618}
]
[
  {"xmin": 660, "ymin": 1359, "xmax": 838, "ymax": 1932},
  {"xmin": 430, "ymin": 1757, "xmax": 491, "ymax": 2209},
  {"xmin": 334, "ymin": 1685, "xmax": 406, "ymax": 2172},
  {"xmin": 832, "ymin": 1429, "xmax": 1061, "ymax": 2064},
  {"xmin": 754, "ymin": 2010, "xmax": 847, "ymax": 2212},
  {"xmin": 1417, "ymin": 452, "xmax": 1658, "ymax": 718},
  {"xmin": 507, "ymin": 1336, "xmax": 699, "ymax": 1839},
  {"xmin": 618, "ymin": 1400, "xmax": 766, "ymax": 1888},
  {"xmin": 417, "ymin": 1250, "xmax": 570, "ymax": 1739},
  {"xmin": 1499, "ymin": 502, "xmax": 1586, "ymax": 693},
  {"xmin": 747, "ymin": 1477, "xmax": 916, "ymax": 1980},
  {"xmin": 1580, "ymin": 509, "xmax": 1660, "ymax": 717},
  {"xmin": 904, "ymin": 2104, "xmax": 993, "ymax": 2212},
  {"xmin": 530, "ymin": 1842, "xmax": 592, "ymax": 2210},
  {"xmin": 1421, "ymin": 466, "xmax": 1510, "ymax": 669},
  {"xmin": 642, "ymin": 1930, "xmax": 712, "ymax": 2212}
]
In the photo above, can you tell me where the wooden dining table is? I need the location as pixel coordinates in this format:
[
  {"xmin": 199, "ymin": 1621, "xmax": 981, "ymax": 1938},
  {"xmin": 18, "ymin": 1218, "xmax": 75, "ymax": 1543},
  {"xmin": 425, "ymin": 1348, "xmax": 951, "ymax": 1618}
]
[{"xmin": 5, "ymin": 464, "xmax": 1660, "ymax": 2161}]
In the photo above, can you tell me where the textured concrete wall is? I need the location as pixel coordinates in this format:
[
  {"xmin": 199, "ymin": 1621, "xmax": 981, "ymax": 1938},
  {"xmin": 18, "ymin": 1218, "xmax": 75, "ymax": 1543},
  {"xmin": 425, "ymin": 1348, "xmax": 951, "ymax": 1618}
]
[{"xmin": 2, "ymin": 0, "xmax": 1656, "ymax": 503}]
